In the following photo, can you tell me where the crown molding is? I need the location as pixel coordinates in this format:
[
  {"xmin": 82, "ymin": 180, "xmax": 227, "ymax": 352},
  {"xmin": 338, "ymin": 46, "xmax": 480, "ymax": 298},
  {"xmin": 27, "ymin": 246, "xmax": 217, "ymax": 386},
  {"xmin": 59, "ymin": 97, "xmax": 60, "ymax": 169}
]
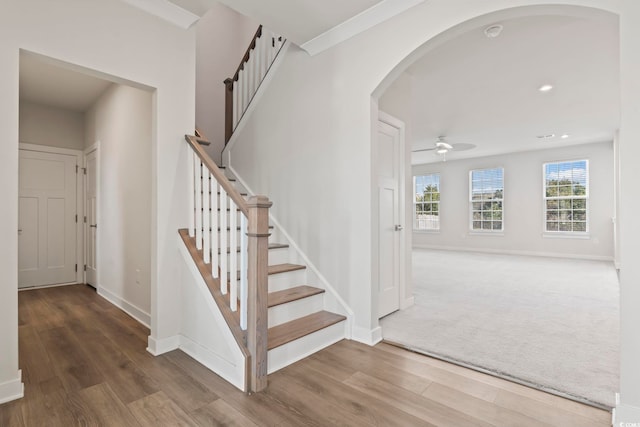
[{"xmin": 301, "ymin": 0, "xmax": 425, "ymax": 56}]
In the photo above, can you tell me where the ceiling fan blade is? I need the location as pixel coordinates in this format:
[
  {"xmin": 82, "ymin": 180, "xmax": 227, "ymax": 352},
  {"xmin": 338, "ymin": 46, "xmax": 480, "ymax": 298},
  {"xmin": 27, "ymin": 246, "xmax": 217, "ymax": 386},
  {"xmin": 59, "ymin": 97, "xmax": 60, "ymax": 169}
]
[
  {"xmin": 412, "ymin": 147, "xmax": 437, "ymax": 152},
  {"xmin": 451, "ymin": 143, "xmax": 476, "ymax": 152}
]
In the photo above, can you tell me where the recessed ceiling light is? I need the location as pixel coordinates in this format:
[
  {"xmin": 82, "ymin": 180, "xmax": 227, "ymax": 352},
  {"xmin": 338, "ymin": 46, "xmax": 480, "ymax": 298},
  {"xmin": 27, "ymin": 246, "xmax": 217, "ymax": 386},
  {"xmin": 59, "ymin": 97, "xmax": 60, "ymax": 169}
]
[
  {"xmin": 538, "ymin": 84, "xmax": 554, "ymax": 92},
  {"xmin": 537, "ymin": 134, "xmax": 555, "ymax": 139},
  {"xmin": 561, "ymin": 134, "xmax": 570, "ymax": 139},
  {"xmin": 484, "ymin": 24, "xmax": 503, "ymax": 38}
]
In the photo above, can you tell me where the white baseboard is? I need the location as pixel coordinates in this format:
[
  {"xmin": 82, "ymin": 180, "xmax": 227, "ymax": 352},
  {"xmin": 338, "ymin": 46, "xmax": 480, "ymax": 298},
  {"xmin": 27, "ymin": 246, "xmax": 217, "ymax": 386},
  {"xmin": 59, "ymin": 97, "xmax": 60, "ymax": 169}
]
[
  {"xmin": 614, "ymin": 401, "xmax": 640, "ymax": 425},
  {"xmin": 97, "ymin": 286, "xmax": 150, "ymax": 328},
  {"xmin": 0, "ymin": 371, "xmax": 24, "ymax": 404},
  {"xmin": 412, "ymin": 243, "xmax": 614, "ymax": 263},
  {"xmin": 352, "ymin": 325, "xmax": 382, "ymax": 346},
  {"xmin": 179, "ymin": 335, "xmax": 244, "ymax": 391},
  {"xmin": 147, "ymin": 335, "xmax": 180, "ymax": 356}
]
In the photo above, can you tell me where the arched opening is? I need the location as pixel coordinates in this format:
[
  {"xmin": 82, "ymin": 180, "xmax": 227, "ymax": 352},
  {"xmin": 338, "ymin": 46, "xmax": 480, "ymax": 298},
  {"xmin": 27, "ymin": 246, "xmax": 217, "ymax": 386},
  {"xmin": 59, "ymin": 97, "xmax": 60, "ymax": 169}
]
[{"xmin": 371, "ymin": 4, "xmax": 620, "ymax": 409}]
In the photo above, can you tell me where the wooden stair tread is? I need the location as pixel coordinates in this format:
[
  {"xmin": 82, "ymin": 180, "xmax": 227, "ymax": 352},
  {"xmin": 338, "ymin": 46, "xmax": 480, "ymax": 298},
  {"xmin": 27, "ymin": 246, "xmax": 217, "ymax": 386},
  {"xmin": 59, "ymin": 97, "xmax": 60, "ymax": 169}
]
[
  {"xmin": 268, "ymin": 263, "xmax": 306, "ymax": 275},
  {"xmin": 268, "ymin": 311, "xmax": 346, "ymax": 350},
  {"xmin": 268, "ymin": 285, "xmax": 324, "ymax": 308}
]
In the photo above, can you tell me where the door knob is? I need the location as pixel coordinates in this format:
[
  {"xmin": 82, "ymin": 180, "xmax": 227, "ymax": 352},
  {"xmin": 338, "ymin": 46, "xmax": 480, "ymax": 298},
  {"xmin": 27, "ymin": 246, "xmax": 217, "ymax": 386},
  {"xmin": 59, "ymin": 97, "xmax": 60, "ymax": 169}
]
[
  {"xmin": 395, "ymin": 224, "xmax": 403, "ymax": 231},
  {"xmin": 18, "ymin": 229, "xmax": 23, "ymax": 234},
  {"xmin": 90, "ymin": 224, "xmax": 97, "ymax": 228}
]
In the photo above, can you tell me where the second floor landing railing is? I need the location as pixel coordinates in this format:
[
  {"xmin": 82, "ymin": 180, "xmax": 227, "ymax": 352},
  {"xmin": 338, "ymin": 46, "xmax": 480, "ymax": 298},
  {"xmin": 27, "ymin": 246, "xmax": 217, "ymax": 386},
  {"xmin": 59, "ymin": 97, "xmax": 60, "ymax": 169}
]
[{"xmin": 224, "ymin": 26, "xmax": 286, "ymax": 144}]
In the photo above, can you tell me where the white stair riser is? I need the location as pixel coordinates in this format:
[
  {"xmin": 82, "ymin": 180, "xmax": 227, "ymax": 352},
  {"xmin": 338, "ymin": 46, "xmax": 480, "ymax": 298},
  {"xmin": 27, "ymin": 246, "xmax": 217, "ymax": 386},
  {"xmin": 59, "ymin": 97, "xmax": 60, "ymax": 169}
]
[
  {"xmin": 222, "ymin": 268, "xmax": 306, "ymax": 291},
  {"xmin": 211, "ymin": 248, "xmax": 287, "ymax": 272},
  {"xmin": 267, "ymin": 321, "xmax": 346, "ymax": 374},
  {"xmin": 267, "ymin": 247, "xmax": 289, "ymax": 265},
  {"xmin": 268, "ymin": 294, "xmax": 324, "ymax": 328},
  {"xmin": 268, "ymin": 269, "xmax": 306, "ymax": 293}
]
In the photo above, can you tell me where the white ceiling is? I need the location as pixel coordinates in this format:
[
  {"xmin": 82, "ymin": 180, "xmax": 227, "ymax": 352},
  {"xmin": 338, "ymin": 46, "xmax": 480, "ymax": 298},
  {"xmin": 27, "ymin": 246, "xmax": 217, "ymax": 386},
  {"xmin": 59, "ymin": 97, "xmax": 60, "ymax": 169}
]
[
  {"xmin": 20, "ymin": 53, "xmax": 112, "ymax": 112},
  {"xmin": 118, "ymin": 0, "xmax": 424, "ymax": 54},
  {"xmin": 402, "ymin": 13, "xmax": 620, "ymax": 165}
]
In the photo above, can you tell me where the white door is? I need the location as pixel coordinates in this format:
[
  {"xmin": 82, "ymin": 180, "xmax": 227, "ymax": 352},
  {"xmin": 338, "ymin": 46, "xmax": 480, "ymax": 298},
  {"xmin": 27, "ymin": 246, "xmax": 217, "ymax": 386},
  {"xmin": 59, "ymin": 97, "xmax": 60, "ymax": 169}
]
[
  {"xmin": 19, "ymin": 150, "xmax": 77, "ymax": 288},
  {"xmin": 85, "ymin": 149, "xmax": 98, "ymax": 287},
  {"xmin": 377, "ymin": 118, "xmax": 403, "ymax": 317}
]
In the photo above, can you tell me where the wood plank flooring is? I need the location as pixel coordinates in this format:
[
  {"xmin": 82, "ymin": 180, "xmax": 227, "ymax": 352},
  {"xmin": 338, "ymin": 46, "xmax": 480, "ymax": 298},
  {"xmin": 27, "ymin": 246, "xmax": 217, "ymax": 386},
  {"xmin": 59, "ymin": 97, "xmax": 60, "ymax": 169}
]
[{"xmin": 0, "ymin": 284, "xmax": 611, "ymax": 426}]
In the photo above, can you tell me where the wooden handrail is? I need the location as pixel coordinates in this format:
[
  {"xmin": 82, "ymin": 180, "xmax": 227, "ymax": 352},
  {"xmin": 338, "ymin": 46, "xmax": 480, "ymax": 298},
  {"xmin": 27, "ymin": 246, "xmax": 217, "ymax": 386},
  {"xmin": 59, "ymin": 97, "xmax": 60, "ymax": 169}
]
[{"xmin": 185, "ymin": 135, "xmax": 249, "ymax": 217}]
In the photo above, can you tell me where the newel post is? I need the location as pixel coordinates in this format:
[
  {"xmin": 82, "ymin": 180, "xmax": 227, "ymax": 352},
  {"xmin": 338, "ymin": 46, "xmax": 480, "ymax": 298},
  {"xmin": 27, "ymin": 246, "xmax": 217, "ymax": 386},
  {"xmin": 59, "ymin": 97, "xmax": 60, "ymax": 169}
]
[
  {"xmin": 224, "ymin": 78, "xmax": 234, "ymax": 144},
  {"xmin": 246, "ymin": 195, "xmax": 272, "ymax": 392}
]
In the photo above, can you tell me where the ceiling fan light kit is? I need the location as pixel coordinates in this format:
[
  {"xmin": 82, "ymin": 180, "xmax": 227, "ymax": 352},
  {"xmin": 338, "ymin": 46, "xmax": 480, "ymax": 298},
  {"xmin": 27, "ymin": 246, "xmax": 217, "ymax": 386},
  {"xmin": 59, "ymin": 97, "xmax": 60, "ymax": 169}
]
[{"xmin": 412, "ymin": 136, "xmax": 476, "ymax": 161}]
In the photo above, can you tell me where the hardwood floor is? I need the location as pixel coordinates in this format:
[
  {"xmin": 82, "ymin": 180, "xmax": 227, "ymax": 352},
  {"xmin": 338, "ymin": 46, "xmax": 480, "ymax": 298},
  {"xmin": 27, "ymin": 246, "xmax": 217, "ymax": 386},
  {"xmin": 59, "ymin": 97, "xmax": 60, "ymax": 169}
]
[{"xmin": 1, "ymin": 284, "xmax": 611, "ymax": 426}]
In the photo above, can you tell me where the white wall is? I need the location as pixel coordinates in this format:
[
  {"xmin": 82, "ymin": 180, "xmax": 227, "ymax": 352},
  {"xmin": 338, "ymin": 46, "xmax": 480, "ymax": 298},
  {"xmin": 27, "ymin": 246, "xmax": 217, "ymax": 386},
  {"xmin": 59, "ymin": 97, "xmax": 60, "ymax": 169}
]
[
  {"xmin": 225, "ymin": 0, "xmax": 640, "ymax": 418},
  {"xmin": 85, "ymin": 84, "xmax": 152, "ymax": 323},
  {"xmin": 412, "ymin": 141, "xmax": 614, "ymax": 260},
  {"xmin": 617, "ymin": 1, "xmax": 640, "ymax": 420},
  {"xmin": 0, "ymin": 0, "xmax": 195, "ymax": 403},
  {"xmin": 378, "ymin": 73, "xmax": 415, "ymax": 308},
  {"xmin": 196, "ymin": 3, "xmax": 258, "ymax": 163},
  {"xmin": 19, "ymin": 102, "xmax": 84, "ymax": 150}
]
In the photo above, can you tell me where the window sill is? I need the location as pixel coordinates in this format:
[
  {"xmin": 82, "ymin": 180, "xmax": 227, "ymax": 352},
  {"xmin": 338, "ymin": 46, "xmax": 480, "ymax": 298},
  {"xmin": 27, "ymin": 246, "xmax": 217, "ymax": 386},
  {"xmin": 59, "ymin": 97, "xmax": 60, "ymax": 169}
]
[
  {"xmin": 543, "ymin": 232, "xmax": 590, "ymax": 240},
  {"xmin": 468, "ymin": 231, "xmax": 504, "ymax": 237},
  {"xmin": 413, "ymin": 229, "xmax": 440, "ymax": 234}
]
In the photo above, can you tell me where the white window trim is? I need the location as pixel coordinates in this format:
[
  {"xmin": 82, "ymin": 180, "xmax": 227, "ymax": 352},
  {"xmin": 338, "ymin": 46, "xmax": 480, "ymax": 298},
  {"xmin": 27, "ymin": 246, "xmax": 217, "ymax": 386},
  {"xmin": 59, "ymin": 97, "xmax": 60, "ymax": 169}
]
[
  {"xmin": 413, "ymin": 173, "xmax": 440, "ymax": 232},
  {"xmin": 542, "ymin": 159, "xmax": 590, "ymax": 235},
  {"xmin": 469, "ymin": 167, "xmax": 504, "ymax": 233}
]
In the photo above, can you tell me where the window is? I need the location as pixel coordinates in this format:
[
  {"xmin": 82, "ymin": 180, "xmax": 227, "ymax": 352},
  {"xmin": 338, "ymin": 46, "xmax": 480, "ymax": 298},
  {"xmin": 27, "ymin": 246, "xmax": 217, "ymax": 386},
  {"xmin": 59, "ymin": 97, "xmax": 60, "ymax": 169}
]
[
  {"xmin": 414, "ymin": 174, "xmax": 440, "ymax": 230},
  {"xmin": 544, "ymin": 160, "xmax": 588, "ymax": 233},
  {"xmin": 470, "ymin": 168, "xmax": 504, "ymax": 231}
]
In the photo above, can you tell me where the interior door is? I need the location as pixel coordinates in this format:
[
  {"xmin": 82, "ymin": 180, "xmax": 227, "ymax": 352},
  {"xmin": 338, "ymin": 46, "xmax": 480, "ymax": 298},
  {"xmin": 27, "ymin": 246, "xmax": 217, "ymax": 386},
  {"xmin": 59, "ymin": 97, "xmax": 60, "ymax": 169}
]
[
  {"xmin": 85, "ymin": 149, "xmax": 98, "ymax": 287},
  {"xmin": 377, "ymin": 119, "xmax": 402, "ymax": 317},
  {"xmin": 19, "ymin": 149, "xmax": 77, "ymax": 288}
]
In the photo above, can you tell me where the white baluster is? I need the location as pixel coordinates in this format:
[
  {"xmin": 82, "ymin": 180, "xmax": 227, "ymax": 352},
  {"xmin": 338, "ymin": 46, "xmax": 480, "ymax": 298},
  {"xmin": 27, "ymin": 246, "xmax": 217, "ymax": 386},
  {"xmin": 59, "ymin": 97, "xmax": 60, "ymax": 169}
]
[
  {"xmin": 219, "ymin": 188, "xmax": 228, "ymax": 295},
  {"xmin": 240, "ymin": 214, "xmax": 248, "ymax": 330},
  {"xmin": 188, "ymin": 150, "xmax": 195, "ymax": 237},
  {"xmin": 202, "ymin": 168, "xmax": 210, "ymax": 264},
  {"xmin": 246, "ymin": 55, "xmax": 254, "ymax": 105},
  {"xmin": 195, "ymin": 159, "xmax": 202, "ymax": 250},
  {"xmin": 232, "ymin": 79, "xmax": 239, "ymax": 129},
  {"xmin": 267, "ymin": 31, "xmax": 276, "ymax": 65},
  {"xmin": 241, "ymin": 68, "xmax": 248, "ymax": 116},
  {"xmin": 229, "ymin": 199, "xmax": 238, "ymax": 311},
  {"xmin": 211, "ymin": 178, "xmax": 219, "ymax": 279},
  {"xmin": 254, "ymin": 36, "xmax": 264, "ymax": 90},
  {"xmin": 238, "ymin": 74, "xmax": 244, "ymax": 127}
]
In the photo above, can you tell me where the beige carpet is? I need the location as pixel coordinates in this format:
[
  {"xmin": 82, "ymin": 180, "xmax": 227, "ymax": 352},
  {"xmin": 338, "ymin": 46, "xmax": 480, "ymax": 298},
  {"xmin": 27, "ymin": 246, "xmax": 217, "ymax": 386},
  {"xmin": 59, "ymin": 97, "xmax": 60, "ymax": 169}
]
[{"xmin": 380, "ymin": 249, "xmax": 619, "ymax": 409}]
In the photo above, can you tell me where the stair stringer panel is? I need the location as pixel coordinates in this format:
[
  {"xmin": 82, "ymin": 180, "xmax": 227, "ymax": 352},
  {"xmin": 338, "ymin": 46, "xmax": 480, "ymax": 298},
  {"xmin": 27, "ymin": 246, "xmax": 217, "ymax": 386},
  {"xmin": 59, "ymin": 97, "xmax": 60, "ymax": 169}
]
[{"xmin": 178, "ymin": 238, "xmax": 247, "ymax": 391}]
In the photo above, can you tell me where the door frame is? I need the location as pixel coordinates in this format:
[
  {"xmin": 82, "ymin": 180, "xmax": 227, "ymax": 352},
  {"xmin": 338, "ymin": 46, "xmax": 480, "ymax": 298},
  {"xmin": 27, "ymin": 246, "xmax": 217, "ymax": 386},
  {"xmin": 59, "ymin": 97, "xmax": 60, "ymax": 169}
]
[
  {"xmin": 373, "ymin": 111, "xmax": 407, "ymax": 318},
  {"xmin": 18, "ymin": 143, "xmax": 84, "ymax": 285},
  {"xmin": 83, "ymin": 142, "xmax": 100, "ymax": 287}
]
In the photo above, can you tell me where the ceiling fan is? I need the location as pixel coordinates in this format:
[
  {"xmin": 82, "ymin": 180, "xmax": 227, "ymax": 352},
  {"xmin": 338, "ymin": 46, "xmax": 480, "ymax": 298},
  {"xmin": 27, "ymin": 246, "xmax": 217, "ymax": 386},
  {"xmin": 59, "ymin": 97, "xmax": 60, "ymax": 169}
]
[{"xmin": 412, "ymin": 136, "xmax": 476, "ymax": 160}]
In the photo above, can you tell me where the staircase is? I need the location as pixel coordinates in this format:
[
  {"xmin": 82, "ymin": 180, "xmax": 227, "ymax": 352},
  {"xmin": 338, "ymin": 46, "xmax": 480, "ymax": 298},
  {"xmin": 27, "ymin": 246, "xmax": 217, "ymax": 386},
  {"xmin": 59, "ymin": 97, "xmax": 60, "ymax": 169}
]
[{"xmin": 180, "ymin": 135, "xmax": 347, "ymax": 392}]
